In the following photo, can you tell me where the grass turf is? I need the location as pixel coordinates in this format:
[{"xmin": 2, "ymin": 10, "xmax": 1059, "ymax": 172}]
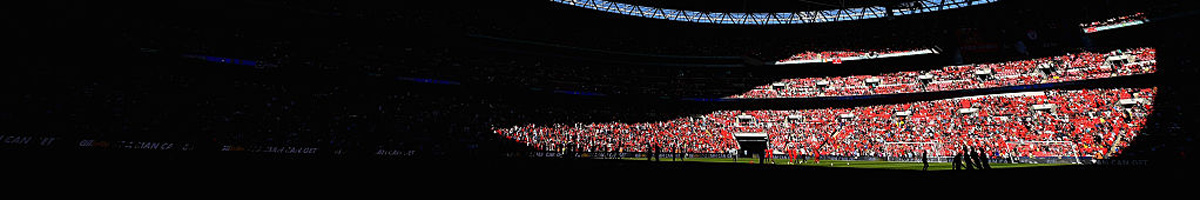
[{"xmin": 611, "ymin": 157, "xmax": 1071, "ymax": 171}]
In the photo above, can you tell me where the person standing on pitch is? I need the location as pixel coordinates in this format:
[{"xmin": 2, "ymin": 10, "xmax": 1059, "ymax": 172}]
[
  {"xmin": 922, "ymin": 151, "xmax": 929, "ymax": 171},
  {"xmin": 800, "ymin": 148, "xmax": 808, "ymax": 164},
  {"xmin": 963, "ymin": 147, "xmax": 975, "ymax": 171},
  {"xmin": 654, "ymin": 144, "xmax": 660, "ymax": 162},
  {"xmin": 981, "ymin": 149, "xmax": 992, "ymax": 170},
  {"xmin": 788, "ymin": 148, "xmax": 797, "ymax": 165},
  {"xmin": 730, "ymin": 148, "xmax": 737, "ymax": 163},
  {"xmin": 953, "ymin": 150, "xmax": 962, "ymax": 171},
  {"xmin": 678, "ymin": 147, "xmax": 684, "ymax": 162},
  {"xmin": 670, "ymin": 145, "xmax": 676, "ymax": 162},
  {"xmin": 765, "ymin": 148, "xmax": 774, "ymax": 165},
  {"xmin": 814, "ymin": 151, "xmax": 820, "ymax": 164},
  {"xmin": 971, "ymin": 148, "xmax": 983, "ymax": 170},
  {"xmin": 646, "ymin": 143, "xmax": 652, "ymax": 162}
]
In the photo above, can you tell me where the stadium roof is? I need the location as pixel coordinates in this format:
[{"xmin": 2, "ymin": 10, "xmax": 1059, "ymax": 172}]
[
  {"xmin": 605, "ymin": 0, "xmax": 909, "ymax": 12},
  {"xmin": 553, "ymin": 0, "xmax": 998, "ymax": 25}
]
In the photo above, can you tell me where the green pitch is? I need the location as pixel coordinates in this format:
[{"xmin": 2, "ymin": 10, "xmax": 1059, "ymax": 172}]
[{"xmin": 612, "ymin": 157, "xmax": 1071, "ymax": 171}]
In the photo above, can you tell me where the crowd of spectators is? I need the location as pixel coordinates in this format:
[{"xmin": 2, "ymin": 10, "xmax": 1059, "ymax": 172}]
[
  {"xmin": 770, "ymin": 87, "xmax": 1155, "ymax": 160},
  {"xmin": 731, "ymin": 48, "xmax": 1156, "ymax": 98},
  {"xmin": 496, "ymin": 87, "xmax": 1155, "ymax": 159}
]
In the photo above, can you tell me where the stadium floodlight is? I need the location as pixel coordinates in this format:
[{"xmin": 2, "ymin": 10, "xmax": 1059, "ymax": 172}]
[{"xmin": 551, "ymin": 0, "xmax": 997, "ymax": 25}]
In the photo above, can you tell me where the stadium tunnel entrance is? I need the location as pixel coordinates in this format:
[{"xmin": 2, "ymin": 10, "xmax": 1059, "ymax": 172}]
[{"xmin": 733, "ymin": 132, "xmax": 768, "ymax": 160}]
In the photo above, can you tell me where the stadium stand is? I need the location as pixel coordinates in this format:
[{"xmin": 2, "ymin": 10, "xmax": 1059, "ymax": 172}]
[
  {"xmin": 496, "ymin": 88, "xmax": 1156, "ymax": 160},
  {"xmin": 4, "ymin": 1, "xmax": 1196, "ymax": 180},
  {"xmin": 731, "ymin": 48, "xmax": 1155, "ymax": 98}
]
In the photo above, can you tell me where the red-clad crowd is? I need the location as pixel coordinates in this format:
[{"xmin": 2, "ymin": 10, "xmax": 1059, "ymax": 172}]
[
  {"xmin": 495, "ymin": 87, "xmax": 1155, "ymax": 159},
  {"xmin": 734, "ymin": 48, "xmax": 1156, "ymax": 99},
  {"xmin": 496, "ymin": 116, "xmax": 742, "ymax": 154},
  {"xmin": 779, "ymin": 48, "xmax": 930, "ymax": 63},
  {"xmin": 770, "ymin": 87, "xmax": 1155, "ymax": 159}
]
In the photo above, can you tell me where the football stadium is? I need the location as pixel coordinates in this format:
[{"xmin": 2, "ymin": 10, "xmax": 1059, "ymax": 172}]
[{"xmin": 5, "ymin": 0, "xmax": 1198, "ymax": 181}]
